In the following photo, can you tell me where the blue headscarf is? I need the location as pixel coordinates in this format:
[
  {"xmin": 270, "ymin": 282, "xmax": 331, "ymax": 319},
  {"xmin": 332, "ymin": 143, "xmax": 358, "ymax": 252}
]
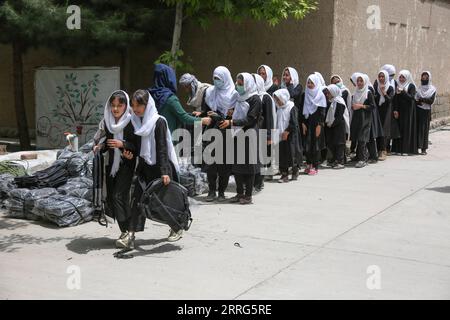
[{"xmin": 149, "ymin": 63, "xmax": 177, "ymax": 111}]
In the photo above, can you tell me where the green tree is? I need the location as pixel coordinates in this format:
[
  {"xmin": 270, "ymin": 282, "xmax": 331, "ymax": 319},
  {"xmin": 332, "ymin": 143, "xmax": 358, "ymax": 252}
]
[
  {"xmin": 0, "ymin": 0, "xmax": 172, "ymax": 150},
  {"xmin": 159, "ymin": 0, "xmax": 318, "ymax": 69}
]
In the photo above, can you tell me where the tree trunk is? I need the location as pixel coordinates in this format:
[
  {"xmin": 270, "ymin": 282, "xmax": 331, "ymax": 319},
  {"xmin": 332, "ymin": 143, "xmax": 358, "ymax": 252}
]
[
  {"xmin": 170, "ymin": 1, "xmax": 184, "ymax": 70},
  {"xmin": 120, "ymin": 48, "xmax": 130, "ymax": 92},
  {"xmin": 12, "ymin": 41, "xmax": 31, "ymax": 150}
]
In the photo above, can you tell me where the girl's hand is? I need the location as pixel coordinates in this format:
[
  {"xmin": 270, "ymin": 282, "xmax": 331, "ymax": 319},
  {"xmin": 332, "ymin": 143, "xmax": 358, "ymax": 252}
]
[
  {"xmin": 302, "ymin": 123, "xmax": 307, "ymax": 135},
  {"xmin": 107, "ymin": 139, "xmax": 124, "ymax": 149},
  {"xmin": 393, "ymin": 111, "xmax": 399, "ymax": 119},
  {"xmin": 162, "ymin": 175, "xmax": 171, "ymax": 186},
  {"xmin": 202, "ymin": 117, "xmax": 212, "ymax": 126},
  {"xmin": 282, "ymin": 131, "xmax": 289, "ymax": 141},
  {"xmin": 192, "ymin": 111, "xmax": 202, "ymax": 117},
  {"xmin": 219, "ymin": 120, "xmax": 231, "ymax": 129},
  {"xmin": 93, "ymin": 145, "xmax": 101, "ymax": 153},
  {"xmin": 352, "ymin": 104, "xmax": 362, "ymax": 110},
  {"xmin": 315, "ymin": 125, "xmax": 321, "ymax": 137},
  {"xmin": 267, "ymin": 139, "xmax": 273, "ymax": 145},
  {"xmin": 122, "ymin": 150, "xmax": 133, "ymax": 160}
]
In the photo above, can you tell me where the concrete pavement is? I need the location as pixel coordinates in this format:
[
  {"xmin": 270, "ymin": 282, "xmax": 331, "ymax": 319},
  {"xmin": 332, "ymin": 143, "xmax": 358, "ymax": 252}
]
[{"xmin": 1, "ymin": 127, "xmax": 450, "ymax": 300}]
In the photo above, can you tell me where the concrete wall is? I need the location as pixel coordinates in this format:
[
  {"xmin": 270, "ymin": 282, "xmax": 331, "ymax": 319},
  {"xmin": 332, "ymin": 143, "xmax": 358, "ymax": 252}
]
[
  {"xmin": 1, "ymin": 0, "xmax": 450, "ymax": 138},
  {"xmin": 332, "ymin": 0, "xmax": 450, "ymax": 95},
  {"xmin": 182, "ymin": 0, "xmax": 335, "ymax": 87}
]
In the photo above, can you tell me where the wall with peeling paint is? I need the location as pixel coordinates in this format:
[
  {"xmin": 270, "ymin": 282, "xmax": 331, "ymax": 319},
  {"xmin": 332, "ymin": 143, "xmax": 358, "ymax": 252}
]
[{"xmin": 332, "ymin": 0, "xmax": 450, "ymax": 95}]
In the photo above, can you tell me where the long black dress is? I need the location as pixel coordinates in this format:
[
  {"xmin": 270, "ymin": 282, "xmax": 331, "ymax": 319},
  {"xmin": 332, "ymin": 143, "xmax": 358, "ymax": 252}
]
[
  {"xmin": 279, "ymin": 106, "xmax": 302, "ymax": 173},
  {"xmin": 130, "ymin": 118, "xmax": 178, "ymax": 233},
  {"xmin": 326, "ymin": 102, "xmax": 347, "ymax": 164},
  {"xmin": 200, "ymin": 92, "xmax": 232, "ymax": 195},
  {"xmin": 232, "ymin": 95, "xmax": 262, "ymax": 197},
  {"xmin": 255, "ymin": 94, "xmax": 276, "ymax": 187},
  {"xmin": 101, "ymin": 121, "xmax": 139, "ymax": 233},
  {"xmin": 350, "ymin": 91, "xmax": 376, "ymax": 143},
  {"xmin": 416, "ymin": 92, "xmax": 436, "ymax": 152},
  {"xmin": 374, "ymin": 81, "xmax": 395, "ymax": 139},
  {"xmin": 392, "ymin": 85, "xmax": 418, "ymax": 154},
  {"xmin": 299, "ymin": 93, "xmax": 326, "ymax": 169}
]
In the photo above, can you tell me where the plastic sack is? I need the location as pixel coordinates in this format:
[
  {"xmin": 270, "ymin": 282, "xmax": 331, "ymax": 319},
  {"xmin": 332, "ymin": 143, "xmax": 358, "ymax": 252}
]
[
  {"xmin": 178, "ymin": 158, "xmax": 209, "ymax": 196},
  {"xmin": 57, "ymin": 177, "xmax": 93, "ymax": 201},
  {"xmin": 4, "ymin": 188, "xmax": 31, "ymax": 219},
  {"xmin": 33, "ymin": 194, "xmax": 93, "ymax": 227}
]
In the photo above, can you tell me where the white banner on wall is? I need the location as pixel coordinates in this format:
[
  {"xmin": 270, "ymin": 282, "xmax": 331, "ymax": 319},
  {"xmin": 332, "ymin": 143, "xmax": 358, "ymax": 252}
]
[{"xmin": 35, "ymin": 67, "xmax": 120, "ymax": 149}]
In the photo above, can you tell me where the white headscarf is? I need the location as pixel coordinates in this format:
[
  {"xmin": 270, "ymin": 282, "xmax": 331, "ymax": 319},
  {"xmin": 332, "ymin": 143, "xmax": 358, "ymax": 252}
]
[
  {"xmin": 416, "ymin": 71, "xmax": 437, "ymax": 110},
  {"xmin": 382, "ymin": 64, "xmax": 397, "ymax": 89},
  {"xmin": 179, "ymin": 73, "xmax": 198, "ymax": 98},
  {"xmin": 376, "ymin": 70, "xmax": 393, "ymax": 106},
  {"xmin": 232, "ymin": 72, "xmax": 258, "ymax": 136},
  {"xmin": 331, "ymin": 74, "xmax": 353, "ymax": 125},
  {"xmin": 352, "ymin": 73, "xmax": 369, "ymax": 104},
  {"xmin": 416, "ymin": 71, "xmax": 436, "ymax": 99},
  {"xmin": 325, "ymin": 84, "xmax": 350, "ymax": 134},
  {"xmin": 303, "ymin": 73, "xmax": 327, "ymax": 119},
  {"xmin": 273, "ymin": 89, "xmax": 295, "ymax": 143},
  {"xmin": 131, "ymin": 92, "xmax": 179, "ymax": 173},
  {"xmin": 253, "ymin": 73, "xmax": 277, "ymax": 133},
  {"xmin": 315, "ymin": 72, "xmax": 327, "ymax": 89},
  {"xmin": 281, "ymin": 67, "xmax": 299, "ymax": 88},
  {"xmin": 205, "ymin": 66, "xmax": 239, "ymax": 116},
  {"xmin": 398, "ymin": 70, "xmax": 415, "ymax": 92},
  {"xmin": 257, "ymin": 65, "xmax": 274, "ymax": 91},
  {"xmin": 103, "ymin": 90, "xmax": 132, "ymax": 177},
  {"xmin": 351, "ymin": 72, "xmax": 364, "ymax": 87}
]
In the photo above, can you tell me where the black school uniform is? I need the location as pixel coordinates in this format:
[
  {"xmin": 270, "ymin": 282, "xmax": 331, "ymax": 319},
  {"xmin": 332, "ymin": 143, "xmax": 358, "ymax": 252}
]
[
  {"xmin": 101, "ymin": 121, "xmax": 139, "ymax": 233},
  {"xmin": 232, "ymin": 95, "xmax": 262, "ymax": 197},
  {"xmin": 374, "ymin": 81, "xmax": 395, "ymax": 151},
  {"xmin": 255, "ymin": 94, "xmax": 276, "ymax": 188},
  {"xmin": 416, "ymin": 92, "xmax": 436, "ymax": 152},
  {"xmin": 350, "ymin": 91, "xmax": 376, "ymax": 162},
  {"xmin": 392, "ymin": 85, "xmax": 418, "ymax": 155},
  {"xmin": 200, "ymin": 92, "xmax": 232, "ymax": 195},
  {"xmin": 326, "ymin": 102, "xmax": 347, "ymax": 165},
  {"xmin": 299, "ymin": 93, "xmax": 327, "ymax": 170},
  {"xmin": 130, "ymin": 118, "xmax": 178, "ymax": 233},
  {"xmin": 279, "ymin": 105, "xmax": 302, "ymax": 174}
]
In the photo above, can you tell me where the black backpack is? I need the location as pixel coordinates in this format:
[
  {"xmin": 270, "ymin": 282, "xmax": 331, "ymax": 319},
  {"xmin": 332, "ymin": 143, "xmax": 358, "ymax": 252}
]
[{"xmin": 137, "ymin": 178, "xmax": 193, "ymax": 232}]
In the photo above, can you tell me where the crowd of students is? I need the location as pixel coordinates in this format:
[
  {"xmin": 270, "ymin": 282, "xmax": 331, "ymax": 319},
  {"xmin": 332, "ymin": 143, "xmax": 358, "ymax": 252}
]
[{"xmin": 94, "ymin": 63, "xmax": 437, "ymax": 250}]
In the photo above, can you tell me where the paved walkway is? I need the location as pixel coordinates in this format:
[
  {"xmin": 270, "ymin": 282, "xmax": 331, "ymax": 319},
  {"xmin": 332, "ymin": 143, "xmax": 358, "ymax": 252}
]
[{"xmin": 1, "ymin": 127, "xmax": 450, "ymax": 299}]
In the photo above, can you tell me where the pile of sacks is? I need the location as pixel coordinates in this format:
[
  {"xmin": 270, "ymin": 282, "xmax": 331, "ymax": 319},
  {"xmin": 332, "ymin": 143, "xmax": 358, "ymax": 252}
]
[{"xmin": 2, "ymin": 141, "xmax": 95, "ymax": 227}]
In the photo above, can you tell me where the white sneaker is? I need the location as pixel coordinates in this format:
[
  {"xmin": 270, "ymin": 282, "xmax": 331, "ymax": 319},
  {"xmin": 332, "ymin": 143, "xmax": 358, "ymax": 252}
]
[
  {"xmin": 115, "ymin": 232, "xmax": 129, "ymax": 248},
  {"xmin": 116, "ymin": 233, "xmax": 135, "ymax": 249},
  {"xmin": 167, "ymin": 229, "xmax": 184, "ymax": 242}
]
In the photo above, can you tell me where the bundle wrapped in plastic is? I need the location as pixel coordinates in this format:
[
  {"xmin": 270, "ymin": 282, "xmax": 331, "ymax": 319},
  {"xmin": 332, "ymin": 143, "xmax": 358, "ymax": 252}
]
[
  {"xmin": 4, "ymin": 188, "xmax": 30, "ymax": 219},
  {"xmin": 33, "ymin": 194, "xmax": 93, "ymax": 227},
  {"xmin": 79, "ymin": 140, "xmax": 95, "ymax": 153},
  {"xmin": 24, "ymin": 188, "xmax": 58, "ymax": 220},
  {"xmin": 14, "ymin": 162, "xmax": 68, "ymax": 189},
  {"xmin": 178, "ymin": 158, "xmax": 209, "ymax": 196},
  {"xmin": 57, "ymin": 177, "xmax": 93, "ymax": 201},
  {"xmin": 0, "ymin": 173, "xmax": 16, "ymax": 207},
  {"xmin": 55, "ymin": 151, "xmax": 89, "ymax": 177},
  {"xmin": 4, "ymin": 187, "xmax": 58, "ymax": 220}
]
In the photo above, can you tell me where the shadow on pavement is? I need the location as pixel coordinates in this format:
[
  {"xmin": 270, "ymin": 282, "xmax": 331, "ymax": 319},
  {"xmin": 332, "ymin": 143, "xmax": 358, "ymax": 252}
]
[
  {"xmin": 0, "ymin": 233, "xmax": 65, "ymax": 253},
  {"xmin": 426, "ymin": 186, "xmax": 450, "ymax": 194}
]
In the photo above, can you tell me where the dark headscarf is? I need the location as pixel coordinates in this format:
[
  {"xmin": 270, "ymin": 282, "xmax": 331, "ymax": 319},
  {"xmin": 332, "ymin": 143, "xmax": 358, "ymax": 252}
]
[{"xmin": 149, "ymin": 63, "xmax": 177, "ymax": 111}]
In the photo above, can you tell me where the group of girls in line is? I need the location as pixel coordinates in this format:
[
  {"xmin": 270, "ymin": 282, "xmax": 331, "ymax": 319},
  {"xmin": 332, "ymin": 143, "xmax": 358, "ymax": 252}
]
[{"xmin": 96, "ymin": 63, "xmax": 437, "ymax": 250}]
